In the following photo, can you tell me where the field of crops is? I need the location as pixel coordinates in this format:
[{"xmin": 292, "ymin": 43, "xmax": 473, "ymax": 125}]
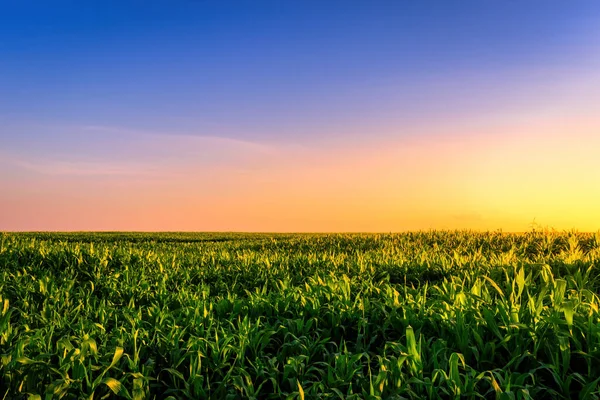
[{"xmin": 1, "ymin": 231, "xmax": 600, "ymax": 399}]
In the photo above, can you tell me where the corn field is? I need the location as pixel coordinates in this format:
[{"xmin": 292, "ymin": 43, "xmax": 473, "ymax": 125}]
[{"xmin": 1, "ymin": 231, "xmax": 600, "ymax": 399}]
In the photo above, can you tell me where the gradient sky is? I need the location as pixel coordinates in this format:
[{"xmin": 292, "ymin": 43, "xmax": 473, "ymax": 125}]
[{"xmin": 1, "ymin": 0, "xmax": 600, "ymax": 231}]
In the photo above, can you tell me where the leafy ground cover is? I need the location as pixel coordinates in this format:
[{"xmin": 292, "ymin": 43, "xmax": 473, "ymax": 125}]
[{"xmin": 1, "ymin": 231, "xmax": 600, "ymax": 399}]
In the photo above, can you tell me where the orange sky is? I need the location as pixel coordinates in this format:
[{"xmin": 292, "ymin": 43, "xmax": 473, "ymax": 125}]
[{"xmin": 2, "ymin": 113, "xmax": 599, "ymax": 232}]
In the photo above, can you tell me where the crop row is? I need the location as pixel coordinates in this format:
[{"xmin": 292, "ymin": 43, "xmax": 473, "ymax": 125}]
[{"xmin": 1, "ymin": 231, "xmax": 599, "ymax": 399}]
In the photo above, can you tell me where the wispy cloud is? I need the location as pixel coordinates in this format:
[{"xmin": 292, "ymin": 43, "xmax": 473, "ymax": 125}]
[
  {"xmin": 1, "ymin": 155, "xmax": 164, "ymax": 177},
  {"xmin": 1, "ymin": 124, "xmax": 281, "ymax": 177},
  {"xmin": 79, "ymin": 124, "xmax": 275, "ymax": 154}
]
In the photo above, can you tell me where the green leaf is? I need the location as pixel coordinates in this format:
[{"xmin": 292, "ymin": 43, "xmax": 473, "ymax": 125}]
[
  {"xmin": 553, "ymin": 279, "xmax": 567, "ymax": 306},
  {"xmin": 17, "ymin": 357, "xmax": 39, "ymax": 365},
  {"xmin": 297, "ymin": 380, "xmax": 305, "ymax": 400},
  {"xmin": 103, "ymin": 377, "xmax": 123, "ymax": 395},
  {"xmin": 515, "ymin": 267, "xmax": 525, "ymax": 299},
  {"xmin": 563, "ymin": 299, "xmax": 575, "ymax": 327},
  {"xmin": 406, "ymin": 326, "xmax": 420, "ymax": 362},
  {"xmin": 483, "ymin": 276, "xmax": 505, "ymax": 299},
  {"xmin": 109, "ymin": 347, "xmax": 124, "ymax": 370},
  {"xmin": 2, "ymin": 299, "xmax": 8, "ymax": 316},
  {"xmin": 579, "ymin": 376, "xmax": 600, "ymax": 400}
]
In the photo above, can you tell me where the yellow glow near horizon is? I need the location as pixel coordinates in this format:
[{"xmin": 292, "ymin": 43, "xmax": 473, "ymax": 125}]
[{"xmin": 2, "ymin": 115, "xmax": 599, "ymax": 232}]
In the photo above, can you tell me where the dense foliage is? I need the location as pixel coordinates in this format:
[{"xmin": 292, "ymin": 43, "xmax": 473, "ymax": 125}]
[{"xmin": 1, "ymin": 231, "xmax": 600, "ymax": 399}]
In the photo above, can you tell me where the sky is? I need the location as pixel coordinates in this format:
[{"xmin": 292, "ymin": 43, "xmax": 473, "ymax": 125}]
[{"xmin": 1, "ymin": 0, "xmax": 600, "ymax": 232}]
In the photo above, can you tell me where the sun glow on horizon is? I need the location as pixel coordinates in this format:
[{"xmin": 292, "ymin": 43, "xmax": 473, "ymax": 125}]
[{"xmin": 2, "ymin": 114, "xmax": 599, "ymax": 232}]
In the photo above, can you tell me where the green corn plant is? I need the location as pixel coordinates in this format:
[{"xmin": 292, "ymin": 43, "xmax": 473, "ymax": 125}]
[{"xmin": 2, "ymin": 231, "xmax": 600, "ymax": 398}]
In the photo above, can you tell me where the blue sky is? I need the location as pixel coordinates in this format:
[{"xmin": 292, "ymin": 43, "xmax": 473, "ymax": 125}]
[
  {"xmin": 2, "ymin": 0, "xmax": 597, "ymax": 141},
  {"xmin": 1, "ymin": 1, "xmax": 600, "ymax": 231}
]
